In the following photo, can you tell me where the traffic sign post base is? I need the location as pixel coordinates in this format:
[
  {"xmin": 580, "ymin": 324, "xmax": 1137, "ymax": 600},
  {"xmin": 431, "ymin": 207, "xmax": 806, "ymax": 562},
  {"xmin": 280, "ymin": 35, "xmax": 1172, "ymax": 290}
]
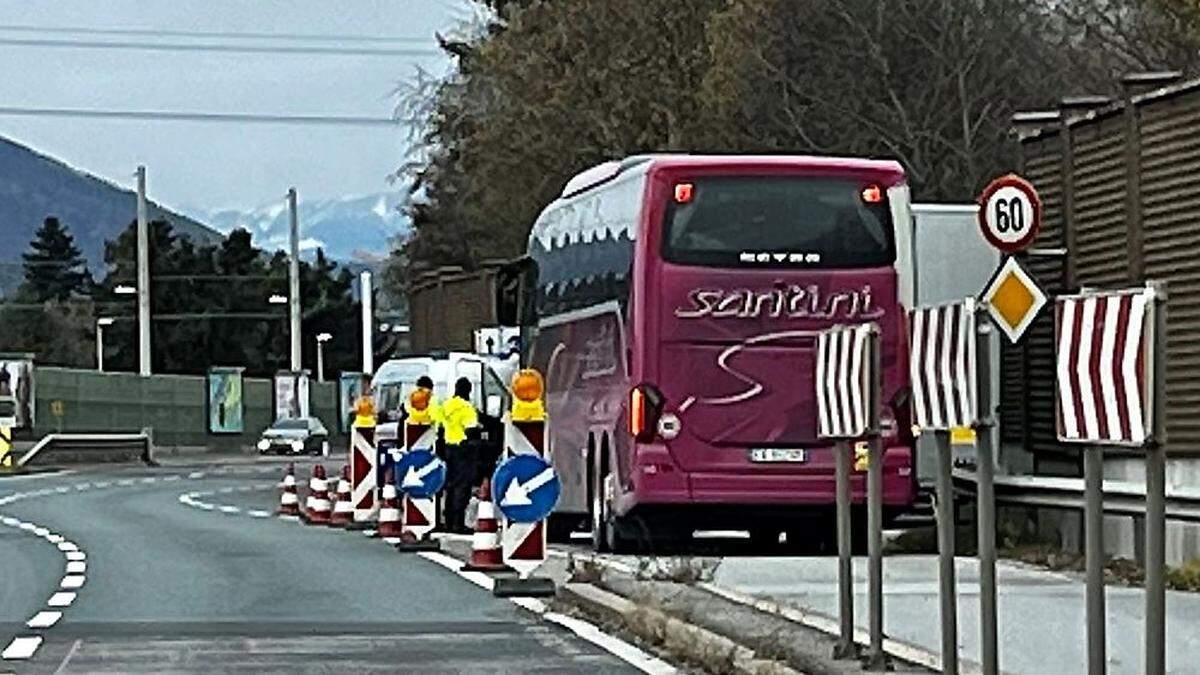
[
  {"xmin": 395, "ymin": 535, "xmax": 441, "ymax": 553},
  {"xmin": 861, "ymin": 650, "xmax": 892, "ymax": 672},
  {"xmin": 344, "ymin": 520, "xmax": 375, "ymax": 531},
  {"xmin": 492, "ymin": 575, "xmax": 555, "ymax": 598}
]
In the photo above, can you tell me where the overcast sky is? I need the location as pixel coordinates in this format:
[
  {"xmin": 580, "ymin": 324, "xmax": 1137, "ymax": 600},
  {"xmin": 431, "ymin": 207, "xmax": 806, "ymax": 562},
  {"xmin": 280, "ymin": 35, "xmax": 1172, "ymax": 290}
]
[{"xmin": 0, "ymin": 1, "xmax": 470, "ymax": 214}]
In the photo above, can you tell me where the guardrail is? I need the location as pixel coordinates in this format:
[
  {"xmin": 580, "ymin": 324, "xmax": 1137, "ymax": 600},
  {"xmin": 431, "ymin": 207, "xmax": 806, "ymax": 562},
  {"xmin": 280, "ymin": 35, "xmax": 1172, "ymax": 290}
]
[
  {"xmin": 952, "ymin": 469, "xmax": 1200, "ymax": 523},
  {"xmin": 18, "ymin": 432, "xmax": 153, "ymax": 467}
]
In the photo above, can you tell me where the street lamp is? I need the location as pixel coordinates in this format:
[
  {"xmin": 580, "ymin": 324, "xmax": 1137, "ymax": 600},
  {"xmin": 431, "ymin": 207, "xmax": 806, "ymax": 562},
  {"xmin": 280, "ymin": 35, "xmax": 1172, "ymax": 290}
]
[
  {"xmin": 316, "ymin": 332, "xmax": 332, "ymax": 383},
  {"xmin": 96, "ymin": 317, "xmax": 115, "ymax": 372}
]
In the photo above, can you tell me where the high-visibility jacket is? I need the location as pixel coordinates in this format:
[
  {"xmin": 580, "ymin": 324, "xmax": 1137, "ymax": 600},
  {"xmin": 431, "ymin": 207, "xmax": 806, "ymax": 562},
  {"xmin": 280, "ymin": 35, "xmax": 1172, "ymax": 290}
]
[
  {"xmin": 405, "ymin": 393, "xmax": 441, "ymax": 427},
  {"xmin": 440, "ymin": 395, "xmax": 478, "ymax": 446}
]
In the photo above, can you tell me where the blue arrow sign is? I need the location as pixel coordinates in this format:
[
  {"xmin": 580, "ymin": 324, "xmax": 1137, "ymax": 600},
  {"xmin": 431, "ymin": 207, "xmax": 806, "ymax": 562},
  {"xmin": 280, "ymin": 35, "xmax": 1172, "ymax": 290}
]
[
  {"xmin": 393, "ymin": 448, "xmax": 445, "ymax": 498},
  {"xmin": 492, "ymin": 454, "xmax": 560, "ymax": 523}
]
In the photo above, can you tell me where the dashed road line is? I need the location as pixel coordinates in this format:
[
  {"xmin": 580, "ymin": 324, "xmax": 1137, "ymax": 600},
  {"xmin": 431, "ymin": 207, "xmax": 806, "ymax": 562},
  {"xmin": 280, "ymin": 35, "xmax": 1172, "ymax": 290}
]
[
  {"xmin": 25, "ymin": 612, "xmax": 61, "ymax": 629},
  {"xmin": 1, "ymin": 636, "xmax": 42, "ymax": 660},
  {"xmin": 47, "ymin": 592, "xmax": 75, "ymax": 608},
  {"xmin": 65, "ymin": 551, "xmax": 86, "ymax": 562},
  {"xmin": 65, "ymin": 561, "xmax": 86, "ymax": 575},
  {"xmin": 59, "ymin": 575, "xmax": 85, "ymax": 590},
  {"xmin": 218, "ymin": 505, "xmax": 241, "ymax": 514},
  {"xmin": 247, "ymin": 509, "xmax": 271, "ymax": 518}
]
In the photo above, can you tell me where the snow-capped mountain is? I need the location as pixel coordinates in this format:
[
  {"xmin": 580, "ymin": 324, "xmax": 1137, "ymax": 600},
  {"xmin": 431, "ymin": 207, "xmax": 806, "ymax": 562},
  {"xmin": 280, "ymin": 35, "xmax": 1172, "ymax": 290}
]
[{"xmin": 196, "ymin": 191, "xmax": 411, "ymax": 264}]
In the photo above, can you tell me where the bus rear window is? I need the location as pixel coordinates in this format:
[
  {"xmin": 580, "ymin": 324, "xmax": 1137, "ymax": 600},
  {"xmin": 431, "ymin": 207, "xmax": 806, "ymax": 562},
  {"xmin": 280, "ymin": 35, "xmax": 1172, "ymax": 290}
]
[{"xmin": 661, "ymin": 176, "xmax": 895, "ymax": 268}]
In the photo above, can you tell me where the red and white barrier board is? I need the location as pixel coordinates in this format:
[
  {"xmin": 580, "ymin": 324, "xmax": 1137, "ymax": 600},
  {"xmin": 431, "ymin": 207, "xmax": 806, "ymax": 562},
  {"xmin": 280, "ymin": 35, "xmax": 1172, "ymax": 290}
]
[
  {"xmin": 909, "ymin": 299, "xmax": 978, "ymax": 431},
  {"xmin": 1055, "ymin": 287, "xmax": 1157, "ymax": 446},
  {"xmin": 816, "ymin": 323, "xmax": 877, "ymax": 439},
  {"xmin": 349, "ymin": 425, "xmax": 377, "ymax": 523}
]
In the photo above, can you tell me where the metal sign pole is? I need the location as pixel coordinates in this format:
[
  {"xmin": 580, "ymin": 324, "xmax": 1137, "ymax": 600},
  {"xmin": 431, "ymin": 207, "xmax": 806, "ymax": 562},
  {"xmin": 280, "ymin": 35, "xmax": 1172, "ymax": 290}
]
[
  {"xmin": 864, "ymin": 327, "xmax": 889, "ymax": 671},
  {"xmin": 833, "ymin": 438, "xmax": 858, "ymax": 660},
  {"xmin": 1084, "ymin": 446, "xmax": 1107, "ymax": 675},
  {"xmin": 935, "ymin": 429, "xmax": 958, "ymax": 675},
  {"xmin": 1145, "ymin": 281, "xmax": 1167, "ymax": 675},
  {"xmin": 974, "ymin": 322, "xmax": 999, "ymax": 675}
]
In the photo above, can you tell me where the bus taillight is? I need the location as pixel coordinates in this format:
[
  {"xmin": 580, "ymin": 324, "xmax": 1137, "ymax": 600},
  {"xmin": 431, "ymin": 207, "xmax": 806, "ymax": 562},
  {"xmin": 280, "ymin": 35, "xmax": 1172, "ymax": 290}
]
[{"xmin": 630, "ymin": 383, "xmax": 665, "ymax": 442}]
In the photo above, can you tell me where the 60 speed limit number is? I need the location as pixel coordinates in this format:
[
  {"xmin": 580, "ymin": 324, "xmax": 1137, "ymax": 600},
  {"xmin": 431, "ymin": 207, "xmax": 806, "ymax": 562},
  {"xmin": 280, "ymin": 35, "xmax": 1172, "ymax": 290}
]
[{"xmin": 977, "ymin": 174, "xmax": 1042, "ymax": 253}]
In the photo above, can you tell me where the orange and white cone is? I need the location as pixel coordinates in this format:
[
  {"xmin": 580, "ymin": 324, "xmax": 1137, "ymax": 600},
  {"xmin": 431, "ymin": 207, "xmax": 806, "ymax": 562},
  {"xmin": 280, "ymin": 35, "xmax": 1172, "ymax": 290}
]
[
  {"xmin": 375, "ymin": 468, "xmax": 403, "ymax": 543},
  {"xmin": 330, "ymin": 464, "xmax": 353, "ymax": 527},
  {"xmin": 462, "ymin": 478, "xmax": 510, "ymax": 572},
  {"xmin": 277, "ymin": 463, "xmax": 300, "ymax": 516},
  {"xmin": 303, "ymin": 464, "xmax": 331, "ymax": 525}
]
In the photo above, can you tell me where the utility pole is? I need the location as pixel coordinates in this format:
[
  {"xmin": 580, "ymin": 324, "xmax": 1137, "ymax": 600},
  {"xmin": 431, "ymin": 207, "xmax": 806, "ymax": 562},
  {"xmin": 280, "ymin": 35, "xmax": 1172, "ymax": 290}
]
[
  {"xmin": 360, "ymin": 271, "xmax": 373, "ymax": 374},
  {"xmin": 287, "ymin": 188, "xmax": 302, "ymax": 372},
  {"xmin": 136, "ymin": 166, "xmax": 151, "ymax": 376}
]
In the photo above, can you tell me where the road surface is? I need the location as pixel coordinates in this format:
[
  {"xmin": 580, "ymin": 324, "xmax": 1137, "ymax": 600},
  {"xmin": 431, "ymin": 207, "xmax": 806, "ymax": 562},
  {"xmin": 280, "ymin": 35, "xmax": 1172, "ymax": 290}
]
[{"xmin": 0, "ymin": 460, "xmax": 650, "ymax": 673}]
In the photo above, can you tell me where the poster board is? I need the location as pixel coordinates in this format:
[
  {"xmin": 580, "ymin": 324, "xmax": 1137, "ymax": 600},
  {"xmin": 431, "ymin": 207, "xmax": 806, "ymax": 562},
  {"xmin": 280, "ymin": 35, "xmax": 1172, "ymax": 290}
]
[
  {"xmin": 0, "ymin": 356, "xmax": 35, "ymax": 429},
  {"xmin": 338, "ymin": 372, "xmax": 368, "ymax": 433},
  {"xmin": 207, "ymin": 367, "xmax": 245, "ymax": 434},
  {"xmin": 273, "ymin": 370, "xmax": 311, "ymax": 421}
]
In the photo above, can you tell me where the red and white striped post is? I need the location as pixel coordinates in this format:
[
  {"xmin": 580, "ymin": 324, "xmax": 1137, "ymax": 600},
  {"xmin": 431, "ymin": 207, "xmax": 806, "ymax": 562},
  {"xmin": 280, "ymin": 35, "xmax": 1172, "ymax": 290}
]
[
  {"xmin": 347, "ymin": 396, "xmax": 378, "ymax": 530},
  {"xmin": 396, "ymin": 398, "xmax": 440, "ymax": 552},
  {"xmin": 494, "ymin": 369, "xmax": 555, "ymax": 598},
  {"xmin": 1054, "ymin": 284, "xmax": 1164, "ymax": 675}
]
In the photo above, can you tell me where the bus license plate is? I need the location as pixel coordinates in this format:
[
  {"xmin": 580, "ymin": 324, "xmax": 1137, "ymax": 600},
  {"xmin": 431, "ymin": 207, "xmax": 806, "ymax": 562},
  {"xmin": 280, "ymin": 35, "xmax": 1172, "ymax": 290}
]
[{"xmin": 749, "ymin": 448, "xmax": 808, "ymax": 463}]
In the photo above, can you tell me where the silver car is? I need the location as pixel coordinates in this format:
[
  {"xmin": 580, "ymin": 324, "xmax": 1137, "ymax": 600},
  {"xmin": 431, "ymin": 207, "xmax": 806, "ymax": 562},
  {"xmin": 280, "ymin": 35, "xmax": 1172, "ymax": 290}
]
[{"xmin": 257, "ymin": 417, "xmax": 329, "ymax": 455}]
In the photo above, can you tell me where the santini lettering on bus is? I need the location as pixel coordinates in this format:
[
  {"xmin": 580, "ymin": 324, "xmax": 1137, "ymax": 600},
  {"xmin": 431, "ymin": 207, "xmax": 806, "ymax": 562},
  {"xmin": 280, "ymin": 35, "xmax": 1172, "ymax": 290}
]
[{"xmin": 674, "ymin": 285, "xmax": 880, "ymax": 320}]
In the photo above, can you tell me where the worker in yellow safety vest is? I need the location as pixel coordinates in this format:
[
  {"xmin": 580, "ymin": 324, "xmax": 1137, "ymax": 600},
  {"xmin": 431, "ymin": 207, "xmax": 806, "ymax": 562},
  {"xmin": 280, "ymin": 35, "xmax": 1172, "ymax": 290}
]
[
  {"xmin": 404, "ymin": 375, "xmax": 441, "ymax": 427},
  {"xmin": 441, "ymin": 377, "xmax": 480, "ymax": 534}
]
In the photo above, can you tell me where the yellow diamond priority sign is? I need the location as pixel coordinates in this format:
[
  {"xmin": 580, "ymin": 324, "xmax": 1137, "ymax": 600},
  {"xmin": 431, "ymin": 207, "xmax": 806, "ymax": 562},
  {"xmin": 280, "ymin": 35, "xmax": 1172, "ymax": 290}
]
[{"xmin": 981, "ymin": 256, "xmax": 1047, "ymax": 343}]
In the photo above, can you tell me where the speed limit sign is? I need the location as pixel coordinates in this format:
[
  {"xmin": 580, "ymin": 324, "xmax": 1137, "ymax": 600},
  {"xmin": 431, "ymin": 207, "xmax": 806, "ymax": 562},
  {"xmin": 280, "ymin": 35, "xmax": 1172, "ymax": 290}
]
[{"xmin": 977, "ymin": 174, "xmax": 1041, "ymax": 253}]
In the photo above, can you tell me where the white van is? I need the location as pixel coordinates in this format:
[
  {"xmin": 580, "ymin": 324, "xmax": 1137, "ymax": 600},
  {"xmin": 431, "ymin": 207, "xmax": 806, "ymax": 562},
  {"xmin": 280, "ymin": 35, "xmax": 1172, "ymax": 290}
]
[{"xmin": 371, "ymin": 351, "xmax": 513, "ymax": 451}]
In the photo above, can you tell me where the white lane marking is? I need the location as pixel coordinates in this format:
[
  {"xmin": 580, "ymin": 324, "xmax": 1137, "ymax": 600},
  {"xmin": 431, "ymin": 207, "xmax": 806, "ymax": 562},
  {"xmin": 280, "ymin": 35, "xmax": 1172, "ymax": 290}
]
[
  {"xmin": 55, "ymin": 486, "xmax": 69, "ymax": 493},
  {"xmin": 247, "ymin": 510, "xmax": 271, "ymax": 518},
  {"xmin": 65, "ymin": 561, "xmax": 86, "ymax": 574},
  {"xmin": 415, "ymin": 551, "xmax": 673, "ymax": 675},
  {"xmin": 218, "ymin": 487, "xmax": 234, "ymax": 494},
  {"xmin": 94, "ymin": 482, "xmax": 111, "ymax": 488},
  {"xmin": 60, "ymin": 575, "xmax": 85, "ymax": 589},
  {"xmin": 33, "ymin": 527, "xmax": 49, "ymax": 537},
  {"xmin": 26, "ymin": 611, "xmax": 62, "ymax": 628},
  {"xmin": 195, "ymin": 503, "xmax": 215, "ymax": 511},
  {"xmin": 75, "ymin": 484, "xmax": 90, "ymax": 491},
  {"xmin": 544, "ymin": 612, "xmax": 677, "ymax": 675},
  {"xmin": 278, "ymin": 515, "xmax": 300, "ymax": 522},
  {"xmin": 57, "ymin": 542, "xmax": 78, "ymax": 552},
  {"xmin": 47, "ymin": 592, "xmax": 76, "ymax": 607},
  {"xmin": 162, "ymin": 474, "xmax": 181, "ymax": 482},
  {"xmin": 65, "ymin": 551, "xmax": 86, "ymax": 562},
  {"xmin": 117, "ymin": 479, "xmax": 134, "ymax": 486},
  {"xmin": 1, "ymin": 517, "xmax": 19, "ymax": 526},
  {"xmin": 54, "ymin": 637, "xmax": 83, "ymax": 674},
  {"xmin": 218, "ymin": 505, "xmax": 240, "ymax": 514},
  {"xmin": 141, "ymin": 477, "xmax": 157, "ymax": 484},
  {"xmin": 45, "ymin": 534, "xmax": 64, "ymax": 544},
  {"xmin": 18, "ymin": 522, "xmax": 35, "ymax": 531},
  {"xmin": 1, "ymin": 636, "xmax": 42, "ymax": 660},
  {"xmin": 188, "ymin": 472, "xmax": 205, "ymax": 479}
]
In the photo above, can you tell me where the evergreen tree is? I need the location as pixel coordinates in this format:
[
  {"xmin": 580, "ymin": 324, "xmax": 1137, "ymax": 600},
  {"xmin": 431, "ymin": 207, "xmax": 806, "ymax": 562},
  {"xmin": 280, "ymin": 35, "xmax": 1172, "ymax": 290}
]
[{"xmin": 21, "ymin": 217, "xmax": 90, "ymax": 301}]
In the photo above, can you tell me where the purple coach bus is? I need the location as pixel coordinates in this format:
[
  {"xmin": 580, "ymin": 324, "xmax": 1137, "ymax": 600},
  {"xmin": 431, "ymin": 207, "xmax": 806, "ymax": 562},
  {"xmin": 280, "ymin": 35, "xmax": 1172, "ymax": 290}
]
[{"xmin": 520, "ymin": 155, "xmax": 917, "ymax": 552}]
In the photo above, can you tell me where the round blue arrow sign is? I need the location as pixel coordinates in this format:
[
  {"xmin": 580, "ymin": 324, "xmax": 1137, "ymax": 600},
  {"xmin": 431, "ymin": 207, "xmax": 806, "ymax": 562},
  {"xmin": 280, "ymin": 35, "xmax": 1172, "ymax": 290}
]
[
  {"xmin": 393, "ymin": 448, "xmax": 445, "ymax": 498},
  {"xmin": 491, "ymin": 454, "xmax": 560, "ymax": 523}
]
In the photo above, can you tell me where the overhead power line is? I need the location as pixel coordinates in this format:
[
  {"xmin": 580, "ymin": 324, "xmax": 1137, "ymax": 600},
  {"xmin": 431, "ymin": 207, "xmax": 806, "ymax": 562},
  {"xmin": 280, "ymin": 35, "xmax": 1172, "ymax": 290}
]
[
  {"xmin": 0, "ymin": 36, "xmax": 438, "ymax": 57},
  {"xmin": 0, "ymin": 106, "xmax": 399, "ymax": 127},
  {"xmin": 0, "ymin": 23, "xmax": 432, "ymax": 44}
]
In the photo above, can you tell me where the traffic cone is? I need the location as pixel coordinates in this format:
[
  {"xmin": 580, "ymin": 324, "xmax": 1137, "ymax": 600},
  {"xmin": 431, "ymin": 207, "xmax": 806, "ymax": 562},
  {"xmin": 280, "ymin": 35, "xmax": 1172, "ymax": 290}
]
[
  {"xmin": 277, "ymin": 463, "xmax": 300, "ymax": 516},
  {"xmin": 330, "ymin": 465, "xmax": 353, "ymax": 527},
  {"xmin": 303, "ymin": 464, "xmax": 331, "ymax": 525},
  {"xmin": 462, "ymin": 478, "xmax": 510, "ymax": 572},
  {"xmin": 375, "ymin": 468, "xmax": 403, "ymax": 543}
]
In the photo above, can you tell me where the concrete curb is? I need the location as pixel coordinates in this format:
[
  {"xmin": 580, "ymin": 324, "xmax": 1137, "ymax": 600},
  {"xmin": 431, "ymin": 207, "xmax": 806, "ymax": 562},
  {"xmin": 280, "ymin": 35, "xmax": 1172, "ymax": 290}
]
[
  {"xmin": 561, "ymin": 582, "xmax": 801, "ymax": 675},
  {"xmin": 566, "ymin": 551, "xmax": 960, "ymax": 674}
]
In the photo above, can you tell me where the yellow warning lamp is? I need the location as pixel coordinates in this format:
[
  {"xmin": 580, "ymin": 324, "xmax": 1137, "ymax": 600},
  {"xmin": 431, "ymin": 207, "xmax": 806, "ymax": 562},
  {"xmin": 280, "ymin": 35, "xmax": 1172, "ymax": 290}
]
[
  {"xmin": 353, "ymin": 395, "xmax": 376, "ymax": 428},
  {"xmin": 407, "ymin": 387, "xmax": 434, "ymax": 425},
  {"xmin": 511, "ymin": 369, "xmax": 546, "ymax": 422}
]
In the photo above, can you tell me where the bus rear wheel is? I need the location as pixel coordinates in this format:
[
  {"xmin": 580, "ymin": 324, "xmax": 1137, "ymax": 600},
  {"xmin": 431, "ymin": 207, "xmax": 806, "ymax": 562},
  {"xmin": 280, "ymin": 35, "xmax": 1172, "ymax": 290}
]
[{"xmin": 590, "ymin": 459, "xmax": 635, "ymax": 553}]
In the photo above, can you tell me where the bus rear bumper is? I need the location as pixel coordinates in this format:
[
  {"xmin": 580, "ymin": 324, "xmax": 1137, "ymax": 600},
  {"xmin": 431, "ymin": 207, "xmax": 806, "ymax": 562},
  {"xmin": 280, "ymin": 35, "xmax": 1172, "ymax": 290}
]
[{"xmin": 616, "ymin": 445, "xmax": 915, "ymax": 513}]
